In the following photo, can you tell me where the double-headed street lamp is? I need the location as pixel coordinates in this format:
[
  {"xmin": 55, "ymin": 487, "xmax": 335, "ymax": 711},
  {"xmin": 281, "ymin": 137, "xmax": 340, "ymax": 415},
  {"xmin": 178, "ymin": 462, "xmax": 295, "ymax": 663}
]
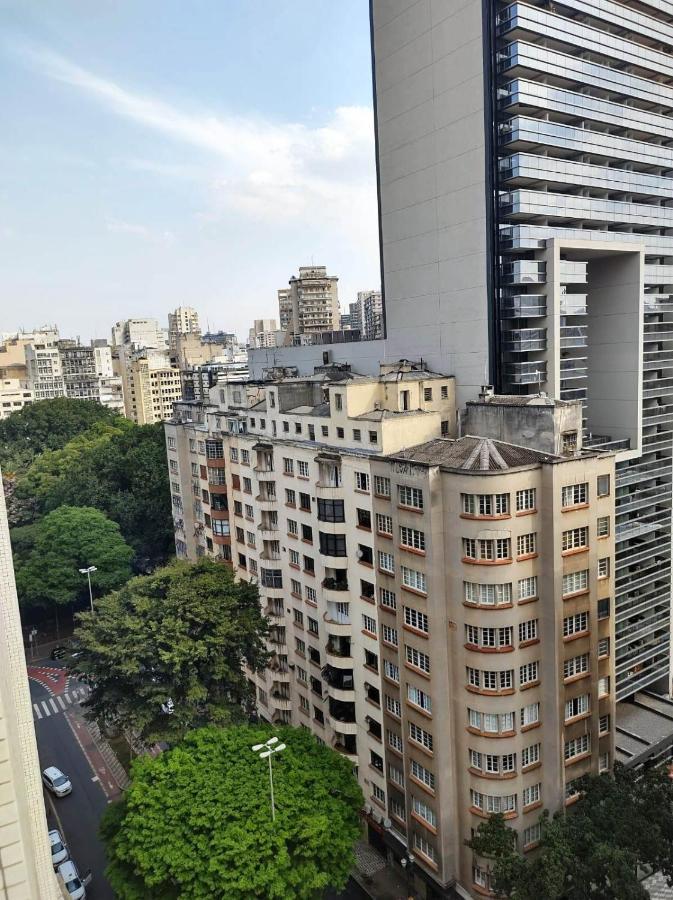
[
  {"xmin": 78, "ymin": 565, "xmax": 97, "ymax": 614},
  {"xmin": 251, "ymin": 736, "xmax": 286, "ymax": 821}
]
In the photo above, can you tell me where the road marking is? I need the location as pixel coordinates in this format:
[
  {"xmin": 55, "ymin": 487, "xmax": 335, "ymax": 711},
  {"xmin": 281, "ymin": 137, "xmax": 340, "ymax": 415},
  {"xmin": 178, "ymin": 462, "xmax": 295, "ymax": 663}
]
[
  {"xmin": 33, "ymin": 703, "xmax": 42, "ymax": 720},
  {"xmin": 57, "ymin": 696, "xmax": 66, "ymax": 710},
  {"xmin": 41, "ymin": 701, "xmax": 51, "ymax": 717},
  {"xmin": 91, "ymin": 775, "xmax": 99, "ymax": 782},
  {"xmin": 49, "ymin": 698, "xmax": 58, "ymax": 714},
  {"xmin": 64, "ymin": 693, "xmax": 71, "ymax": 704}
]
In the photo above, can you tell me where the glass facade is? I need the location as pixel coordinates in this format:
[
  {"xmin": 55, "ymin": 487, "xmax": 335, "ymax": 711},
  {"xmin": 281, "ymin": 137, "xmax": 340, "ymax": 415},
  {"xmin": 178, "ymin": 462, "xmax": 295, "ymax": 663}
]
[{"xmin": 494, "ymin": 0, "xmax": 673, "ymax": 697}]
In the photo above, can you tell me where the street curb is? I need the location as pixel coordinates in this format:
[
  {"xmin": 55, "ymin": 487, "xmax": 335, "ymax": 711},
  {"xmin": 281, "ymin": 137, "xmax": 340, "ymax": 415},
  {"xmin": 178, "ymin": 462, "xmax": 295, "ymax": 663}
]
[{"xmin": 87, "ymin": 722, "xmax": 131, "ymax": 791}]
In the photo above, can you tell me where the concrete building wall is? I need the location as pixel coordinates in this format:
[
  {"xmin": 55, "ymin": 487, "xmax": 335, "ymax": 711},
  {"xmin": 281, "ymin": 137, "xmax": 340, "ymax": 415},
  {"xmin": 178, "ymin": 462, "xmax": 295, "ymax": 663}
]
[{"xmin": 0, "ymin": 467, "xmax": 61, "ymax": 899}]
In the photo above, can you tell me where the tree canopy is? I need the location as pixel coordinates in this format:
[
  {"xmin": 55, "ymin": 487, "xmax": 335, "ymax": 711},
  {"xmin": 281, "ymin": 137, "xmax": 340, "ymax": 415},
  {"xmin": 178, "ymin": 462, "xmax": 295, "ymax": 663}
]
[
  {"xmin": 16, "ymin": 420, "xmax": 172, "ymax": 565},
  {"xmin": 100, "ymin": 725, "xmax": 363, "ymax": 900},
  {"xmin": 73, "ymin": 559, "xmax": 269, "ymax": 743},
  {"xmin": 468, "ymin": 765, "xmax": 673, "ymax": 900},
  {"xmin": 0, "ymin": 397, "xmax": 121, "ymax": 473},
  {"xmin": 14, "ymin": 505, "xmax": 134, "ymax": 608}
]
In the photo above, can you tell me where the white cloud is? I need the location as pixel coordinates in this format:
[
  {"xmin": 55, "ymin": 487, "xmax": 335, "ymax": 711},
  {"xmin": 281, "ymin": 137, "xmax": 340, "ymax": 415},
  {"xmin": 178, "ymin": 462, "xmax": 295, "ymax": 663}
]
[
  {"xmin": 15, "ymin": 43, "xmax": 378, "ymax": 254},
  {"xmin": 106, "ymin": 218, "xmax": 175, "ymax": 244}
]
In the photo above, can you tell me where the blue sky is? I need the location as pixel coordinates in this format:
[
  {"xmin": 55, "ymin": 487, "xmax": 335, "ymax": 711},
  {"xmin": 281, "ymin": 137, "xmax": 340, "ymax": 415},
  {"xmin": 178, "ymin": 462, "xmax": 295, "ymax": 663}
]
[{"xmin": 0, "ymin": 1, "xmax": 378, "ymax": 340}]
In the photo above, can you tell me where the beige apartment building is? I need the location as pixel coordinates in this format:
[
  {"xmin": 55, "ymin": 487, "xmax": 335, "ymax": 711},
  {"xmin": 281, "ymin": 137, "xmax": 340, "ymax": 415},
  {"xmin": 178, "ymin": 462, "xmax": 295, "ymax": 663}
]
[
  {"xmin": 278, "ymin": 266, "xmax": 340, "ymax": 343},
  {"xmin": 125, "ymin": 354, "xmax": 183, "ymax": 424},
  {"xmin": 0, "ymin": 380, "xmax": 33, "ymax": 420},
  {"xmin": 165, "ymin": 368, "xmax": 616, "ymax": 899},
  {"xmin": 0, "ymin": 466, "xmax": 61, "ymax": 899}
]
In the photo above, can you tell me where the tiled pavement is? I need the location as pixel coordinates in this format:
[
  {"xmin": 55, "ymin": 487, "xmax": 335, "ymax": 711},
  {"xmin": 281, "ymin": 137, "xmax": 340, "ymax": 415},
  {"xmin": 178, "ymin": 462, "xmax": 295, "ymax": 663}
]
[{"xmin": 644, "ymin": 872, "xmax": 673, "ymax": 899}]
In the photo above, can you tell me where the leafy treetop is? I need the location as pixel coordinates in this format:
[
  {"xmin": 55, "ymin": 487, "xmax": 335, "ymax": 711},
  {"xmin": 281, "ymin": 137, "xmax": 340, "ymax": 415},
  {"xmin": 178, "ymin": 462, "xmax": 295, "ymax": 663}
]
[{"xmin": 100, "ymin": 725, "xmax": 364, "ymax": 900}]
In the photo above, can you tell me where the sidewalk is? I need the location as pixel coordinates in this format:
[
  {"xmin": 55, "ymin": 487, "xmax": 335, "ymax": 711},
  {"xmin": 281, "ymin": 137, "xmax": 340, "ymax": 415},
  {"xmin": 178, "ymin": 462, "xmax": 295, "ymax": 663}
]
[{"xmin": 351, "ymin": 842, "xmax": 416, "ymax": 900}]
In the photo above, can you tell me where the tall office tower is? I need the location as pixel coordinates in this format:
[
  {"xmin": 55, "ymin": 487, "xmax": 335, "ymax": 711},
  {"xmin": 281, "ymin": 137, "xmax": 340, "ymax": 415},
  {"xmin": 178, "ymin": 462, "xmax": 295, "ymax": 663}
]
[
  {"xmin": 371, "ymin": 0, "xmax": 673, "ymax": 700},
  {"xmin": 168, "ymin": 307, "xmax": 201, "ymax": 353},
  {"xmin": 0, "ymin": 466, "xmax": 61, "ymax": 899},
  {"xmin": 278, "ymin": 266, "xmax": 340, "ymax": 342},
  {"xmin": 24, "ymin": 342, "xmax": 65, "ymax": 400},
  {"xmin": 111, "ymin": 318, "xmax": 166, "ymax": 350}
]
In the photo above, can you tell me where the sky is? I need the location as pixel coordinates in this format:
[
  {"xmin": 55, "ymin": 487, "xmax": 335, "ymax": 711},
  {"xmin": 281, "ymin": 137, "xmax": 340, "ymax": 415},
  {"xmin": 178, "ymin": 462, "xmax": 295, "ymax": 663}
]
[{"xmin": 0, "ymin": 0, "xmax": 379, "ymax": 341}]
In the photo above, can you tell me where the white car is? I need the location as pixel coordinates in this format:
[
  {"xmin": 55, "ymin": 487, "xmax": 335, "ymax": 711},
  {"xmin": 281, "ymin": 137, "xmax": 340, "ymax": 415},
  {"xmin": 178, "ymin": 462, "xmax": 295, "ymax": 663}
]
[
  {"xmin": 42, "ymin": 766, "xmax": 72, "ymax": 797},
  {"xmin": 48, "ymin": 829, "xmax": 68, "ymax": 867},
  {"xmin": 57, "ymin": 860, "xmax": 86, "ymax": 900}
]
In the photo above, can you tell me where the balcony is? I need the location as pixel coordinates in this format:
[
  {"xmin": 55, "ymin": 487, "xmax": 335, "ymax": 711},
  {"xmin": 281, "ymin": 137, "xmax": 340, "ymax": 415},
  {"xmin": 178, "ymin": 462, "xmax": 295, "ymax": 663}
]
[
  {"xmin": 324, "ymin": 602, "xmax": 351, "ymax": 636},
  {"xmin": 502, "ymin": 327, "xmax": 547, "ymax": 353},
  {"xmin": 265, "ymin": 601, "xmax": 284, "ymax": 621},
  {"xmin": 323, "ymin": 665, "xmax": 355, "ymax": 701},
  {"xmin": 501, "ymin": 294, "xmax": 546, "ymax": 318},
  {"xmin": 332, "ymin": 734, "xmax": 358, "ymax": 762},
  {"xmin": 322, "ymin": 573, "xmax": 349, "ymax": 601},
  {"xmin": 271, "ymin": 689, "xmax": 291, "ymax": 710},
  {"xmin": 326, "ymin": 638, "xmax": 352, "ymax": 668},
  {"xmin": 501, "ymin": 260, "xmax": 546, "ymax": 285},
  {"xmin": 268, "ymin": 626, "xmax": 286, "ymax": 648},
  {"xmin": 560, "ymin": 325, "xmax": 587, "ymax": 349}
]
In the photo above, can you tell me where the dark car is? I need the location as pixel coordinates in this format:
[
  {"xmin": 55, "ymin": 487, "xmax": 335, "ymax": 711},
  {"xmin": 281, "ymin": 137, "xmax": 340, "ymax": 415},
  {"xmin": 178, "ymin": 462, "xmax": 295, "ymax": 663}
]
[{"xmin": 51, "ymin": 644, "xmax": 82, "ymax": 662}]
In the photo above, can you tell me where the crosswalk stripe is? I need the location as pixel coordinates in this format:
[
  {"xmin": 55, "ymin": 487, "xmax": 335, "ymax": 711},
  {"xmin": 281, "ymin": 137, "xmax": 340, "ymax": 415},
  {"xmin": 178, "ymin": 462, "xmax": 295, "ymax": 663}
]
[
  {"xmin": 41, "ymin": 700, "xmax": 51, "ymax": 717},
  {"xmin": 33, "ymin": 703, "xmax": 42, "ymax": 720},
  {"xmin": 57, "ymin": 696, "xmax": 66, "ymax": 710},
  {"xmin": 49, "ymin": 698, "xmax": 58, "ymax": 714},
  {"xmin": 64, "ymin": 693, "xmax": 72, "ymax": 704}
]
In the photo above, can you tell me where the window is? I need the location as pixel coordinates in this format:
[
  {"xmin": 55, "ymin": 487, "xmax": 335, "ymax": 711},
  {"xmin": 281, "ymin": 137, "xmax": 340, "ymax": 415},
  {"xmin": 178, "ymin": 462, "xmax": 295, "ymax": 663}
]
[
  {"xmin": 288, "ymin": 519, "xmax": 298, "ymax": 537},
  {"xmin": 523, "ymin": 783, "xmax": 541, "ymax": 808},
  {"xmin": 517, "ymin": 532, "xmax": 537, "ymax": 557},
  {"xmin": 407, "ymin": 685, "xmax": 432, "ymax": 713},
  {"xmin": 565, "ymin": 778, "xmax": 582, "ymax": 800},
  {"xmin": 384, "ymin": 660, "xmax": 400, "ymax": 683},
  {"xmin": 518, "ymin": 619, "xmax": 538, "ymax": 644},
  {"xmin": 564, "ymin": 734, "xmax": 590, "ymax": 761},
  {"xmin": 562, "ymin": 570, "xmax": 588, "ymax": 597},
  {"xmin": 473, "ymin": 866, "xmax": 492, "ymax": 891},
  {"xmin": 597, "ymin": 516, "xmax": 610, "ymax": 538},
  {"xmin": 334, "ymin": 393, "xmax": 343, "ymax": 411},
  {"xmin": 212, "ymin": 520, "xmax": 230, "ymax": 537},
  {"xmin": 303, "ymin": 555, "xmax": 314, "ymax": 574},
  {"xmin": 352, "ymin": 429, "xmax": 361, "ymax": 442},
  {"xmin": 562, "ymin": 431, "xmax": 578, "ymax": 453},
  {"xmin": 169, "ymin": 459, "xmax": 179, "ymax": 473},
  {"xmin": 405, "ymin": 645, "xmax": 430, "ymax": 673},
  {"xmin": 597, "ymin": 474, "xmax": 610, "ymax": 497},
  {"xmin": 246, "ymin": 531, "xmax": 256, "ymax": 547},
  {"xmin": 441, "ymin": 385, "xmax": 448, "ymax": 400},
  {"xmin": 401, "ymin": 566, "xmax": 427, "ymax": 594},
  {"xmin": 357, "ymin": 508, "xmax": 372, "ymax": 530},
  {"xmin": 519, "ymin": 661, "xmax": 539, "ymax": 686},
  {"xmin": 382, "ymin": 624, "xmax": 398, "ymax": 647},
  {"xmin": 283, "ymin": 458, "xmax": 294, "ymax": 475},
  {"xmin": 462, "ymin": 537, "xmax": 511, "ymax": 561},
  {"xmin": 362, "ymin": 614, "xmax": 377, "ymax": 636},
  {"xmin": 378, "ymin": 551, "xmax": 395, "ymax": 573},
  {"xmin": 598, "ymin": 597, "xmax": 610, "ymax": 620},
  {"xmin": 598, "ymin": 557, "xmax": 610, "ymax": 578},
  {"xmin": 355, "ymin": 472, "xmax": 370, "ymax": 492},
  {"xmin": 412, "ymin": 795, "xmax": 436, "ymax": 828},
  {"xmin": 423, "ymin": 387, "xmax": 433, "ymax": 402},
  {"xmin": 293, "ymin": 608, "xmax": 304, "ymax": 627},
  {"xmin": 518, "ymin": 576, "xmax": 538, "ymax": 601},
  {"xmin": 289, "ymin": 549, "xmax": 300, "ymax": 567},
  {"xmin": 599, "ymin": 752, "xmax": 610, "ymax": 773},
  {"xmin": 361, "ymin": 579, "xmax": 375, "ymax": 600},
  {"xmin": 295, "ymin": 423, "xmax": 302, "ymax": 435},
  {"xmin": 241, "ymin": 449, "xmax": 250, "ymax": 465},
  {"xmin": 307, "ymin": 617, "xmax": 319, "ymax": 636},
  {"xmin": 358, "ymin": 544, "xmax": 373, "ymax": 565},
  {"xmin": 374, "ymin": 476, "xmax": 391, "ymax": 498},
  {"xmin": 516, "ymin": 488, "xmax": 536, "ymax": 512},
  {"xmin": 321, "ymin": 425, "xmax": 328, "ymax": 437},
  {"xmin": 410, "ymin": 759, "xmax": 435, "ymax": 791},
  {"xmin": 465, "ymin": 625, "xmax": 513, "ymax": 650},
  {"xmin": 562, "ymin": 527, "xmax": 589, "ymax": 552},
  {"xmin": 376, "ymin": 513, "xmax": 393, "ymax": 535},
  {"xmin": 296, "ymin": 666, "xmax": 308, "ymax": 684},
  {"xmin": 400, "ymin": 526, "xmax": 425, "ymax": 552},
  {"xmin": 299, "ymin": 492, "xmax": 311, "ymax": 511},
  {"xmin": 599, "ymin": 714, "xmax": 610, "ymax": 735},
  {"xmin": 470, "ymin": 790, "xmax": 516, "ymax": 815},
  {"xmin": 319, "ymin": 532, "xmax": 347, "ymax": 557},
  {"xmin": 282, "ymin": 421, "xmax": 289, "ymax": 433},
  {"xmin": 564, "ymin": 653, "xmax": 589, "ymax": 680},
  {"xmin": 230, "ymin": 447, "xmax": 239, "ymax": 462},
  {"xmin": 464, "ymin": 582, "xmax": 512, "ymax": 607},
  {"xmin": 388, "ymin": 763, "xmax": 405, "ymax": 787},
  {"xmin": 522, "ymin": 743, "xmax": 540, "ymax": 769},
  {"xmin": 285, "ymin": 488, "xmax": 296, "ymax": 507},
  {"xmin": 523, "ymin": 823, "xmax": 542, "ymax": 849},
  {"xmin": 387, "ymin": 730, "xmax": 403, "ymax": 753},
  {"xmin": 369, "ymin": 431, "xmax": 377, "ymax": 444},
  {"xmin": 467, "ymin": 668, "xmax": 513, "ymax": 693},
  {"xmin": 413, "ymin": 833, "xmax": 437, "ymax": 864},
  {"xmin": 468, "ymin": 709, "xmax": 515, "ymax": 735},
  {"xmin": 598, "ymin": 676, "xmax": 610, "ymax": 696},
  {"xmin": 245, "ymin": 504, "xmax": 254, "ymax": 519},
  {"xmin": 306, "ymin": 586, "xmax": 317, "ymax": 604},
  {"xmin": 565, "ymin": 694, "xmax": 589, "ymax": 721},
  {"xmin": 191, "ymin": 462, "xmax": 199, "ymax": 476},
  {"xmin": 379, "ymin": 587, "xmax": 397, "ymax": 610},
  {"xmin": 297, "ymin": 460, "xmax": 309, "ymax": 478},
  {"xmin": 295, "ymin": 637, "xmax": 306, "ymax": 656},
  {"xmin": 562, "ymin": 483, "xmax": 588, "ymax": 508},
  {"xmin": 398, "ymin": 485, "xmax": 423, "ymax": 509},
  {"xmin": 291, "ymin": 579, "xmax": 301, "ymax": 598},
  {"xmin": 403, "ymin": 606, "xmax": 429, "ymax": 634},
  {"xmin": 563, "ymin": 612, "xmax": 589, "ymax": 638},
  {"xmin": 372, "ymin": 783, "xmax": 385, "ymax": 805},
  {"xmin": 409, "ymin": 722, "xmax": 433, "ymax": 752},
  {"xmin": 598, "ymin": 637, "xmax": 610, "ymax": 658},
  {"xmin": 386, "ymin": 695, "xmax": 402, "ymax": 717},
  {"xmin": 317, "ymin": 498, "xmax": 345, "ymax": 523},
  {"xmin": 521, "ymin": 702, "xmax": 540, "ymax": 727}
]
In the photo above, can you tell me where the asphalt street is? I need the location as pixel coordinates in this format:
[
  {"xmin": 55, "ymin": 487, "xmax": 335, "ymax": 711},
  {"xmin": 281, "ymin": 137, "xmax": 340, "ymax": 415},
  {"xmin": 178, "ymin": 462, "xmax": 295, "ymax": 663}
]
[{"xmin": 30, "ymin": 677, "xmax": 114, "ymax": 900}]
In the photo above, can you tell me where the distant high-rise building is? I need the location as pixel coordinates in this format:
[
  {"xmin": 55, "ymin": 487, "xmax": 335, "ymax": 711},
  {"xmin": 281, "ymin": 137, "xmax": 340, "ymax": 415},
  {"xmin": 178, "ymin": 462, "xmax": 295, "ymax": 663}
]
[
  {"xmin": 124, "ymin": 350, "xmax": 183, "ymax": 424},
  {"xmin": 0, "ymin": 464, "xmax": 62, "ymax": 899},
  {"xmin": 0, "ymin": 379, "xmax": 33, "ymax": 419},
  {"xmin": 278, "ymin": 266, "xmax": 340, "ymax": 342},
  {"xmin": 25, "ymin": 342, "xmax": 65, "ymax": 400},
  {"xmin": 168, "ymin": 307, "xmax": 201, "ymax": 352},
  {"xmin": 111, "ymin": 318, "xmax": 166, "ymax": 351},
  {"xmin": 248, "ymin": 318, "xmax": 281, "ymax": 349},
  {"xmin": 358, "ymin": 290, "xmax": 384, "ymax": 341}
]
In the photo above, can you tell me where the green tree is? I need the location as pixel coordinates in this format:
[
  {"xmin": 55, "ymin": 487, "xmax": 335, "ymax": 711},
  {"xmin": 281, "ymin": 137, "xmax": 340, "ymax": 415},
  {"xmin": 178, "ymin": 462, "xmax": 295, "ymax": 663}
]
[
  {"xmin": 72, "ymin": 559, "xmax": 269, "ymax": 743},
  {"xmin": 14, "ymin": 506, "xmax": 134, "ymax": 608},
  {"xmin": 0, "ymin": 397, "xmax": 121, "ymax": 473},
  {"xmin": 468, "ymin": 765, "xmax": 673, "ymax": 899},
  {"xmin": 16, "ymin": 421, "xmax": 172, "ymax": 565},
  {"xmin": 100, "ymin": 725, "xmax": 363, "ymax": 900}
]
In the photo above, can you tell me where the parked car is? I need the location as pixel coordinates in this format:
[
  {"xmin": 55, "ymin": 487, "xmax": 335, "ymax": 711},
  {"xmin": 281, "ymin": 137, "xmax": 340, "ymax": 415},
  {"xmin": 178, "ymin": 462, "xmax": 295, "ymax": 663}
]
[
  {"xmin": 51, "ymin": 643, "xmax": 82, "ymax": 662},
  {"xmin": 42, "ymin": 766, "xmax": 72, "ymax": 797},
  {"xmin": 48, "ymin": 829, "xmax": 68, "ymax": 867},
  {"xmin": 57, "ymin": 860, "xmax": 86, "ymax": 900}
]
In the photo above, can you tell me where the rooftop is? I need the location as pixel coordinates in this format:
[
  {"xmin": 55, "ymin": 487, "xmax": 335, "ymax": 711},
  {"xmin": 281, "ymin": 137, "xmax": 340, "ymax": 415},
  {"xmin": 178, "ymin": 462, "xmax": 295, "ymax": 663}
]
[
  {"xmin": 615, "ymin": 692, "xmax": 673, "ymax": 766},
  {"xmin": 467, "ymin": 392, "xmax": 579, "ymax": 409},
  {"xmin": 390, "ymin": 436, "xmax": 556, "ymax": 471}
]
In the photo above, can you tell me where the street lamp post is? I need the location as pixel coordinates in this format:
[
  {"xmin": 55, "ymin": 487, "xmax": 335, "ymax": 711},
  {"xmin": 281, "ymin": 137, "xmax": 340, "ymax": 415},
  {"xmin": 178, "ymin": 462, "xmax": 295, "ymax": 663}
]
[
  {"xmin": 78, "ymin": 566, "xmax": 98, "ymax": 614},
  {"xmin": 251, "ymin": 736, "xmax": 286, "ymax": 821}
]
